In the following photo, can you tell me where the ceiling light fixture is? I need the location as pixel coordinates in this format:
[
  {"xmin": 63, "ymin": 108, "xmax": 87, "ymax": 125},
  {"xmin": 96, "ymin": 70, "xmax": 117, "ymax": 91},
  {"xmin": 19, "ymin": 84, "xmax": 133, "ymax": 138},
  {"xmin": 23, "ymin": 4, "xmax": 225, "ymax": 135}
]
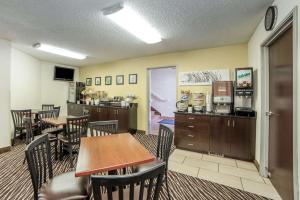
[
  {"xmin": 102, "ymin": 3, "xmax": 162, "ymax": 44},
  {"xmin": 33, "ymin": 43, "xmax": 87, "ymax": 60}
]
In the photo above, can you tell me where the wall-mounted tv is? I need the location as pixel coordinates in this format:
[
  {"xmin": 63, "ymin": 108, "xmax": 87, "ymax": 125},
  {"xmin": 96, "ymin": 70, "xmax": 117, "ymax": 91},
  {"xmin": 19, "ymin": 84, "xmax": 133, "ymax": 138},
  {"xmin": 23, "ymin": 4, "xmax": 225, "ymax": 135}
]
[{"xmin": 54, "ymin": 66, "xmax": 74, "ymax": 81}]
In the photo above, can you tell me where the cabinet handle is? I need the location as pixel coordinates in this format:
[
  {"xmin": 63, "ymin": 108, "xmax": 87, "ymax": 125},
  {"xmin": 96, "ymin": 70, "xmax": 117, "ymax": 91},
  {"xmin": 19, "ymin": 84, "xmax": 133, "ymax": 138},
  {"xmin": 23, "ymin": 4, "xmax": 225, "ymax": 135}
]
[
  {"xmin": 187, "ymin": 125, "xmax": 195, "ymax": 128},
  {"xmin": 188, "ymin": 117, "xmax": 195, "ymax": 120},
  {"xmin": 187, "ymin": 143, "xmax": 194, "ymax": 146},
  {"xmin": 232, "ymin": 120, "xmax": 235, "ymax": 128},
  {"xmin": 187, "ymin": 134, "xmax": 194, "ymax": 138},
  {"xmin": 227, "ymin": 119, "xmax": 230, "ymax": 127}
]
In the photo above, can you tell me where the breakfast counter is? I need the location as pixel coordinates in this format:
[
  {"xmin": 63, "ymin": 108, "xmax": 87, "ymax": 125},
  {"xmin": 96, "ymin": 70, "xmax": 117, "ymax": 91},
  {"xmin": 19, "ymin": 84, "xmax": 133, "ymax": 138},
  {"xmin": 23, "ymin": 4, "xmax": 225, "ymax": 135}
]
[{"xmin": 174, "ymin": 111, "xmax": 256, "ymax": 161}]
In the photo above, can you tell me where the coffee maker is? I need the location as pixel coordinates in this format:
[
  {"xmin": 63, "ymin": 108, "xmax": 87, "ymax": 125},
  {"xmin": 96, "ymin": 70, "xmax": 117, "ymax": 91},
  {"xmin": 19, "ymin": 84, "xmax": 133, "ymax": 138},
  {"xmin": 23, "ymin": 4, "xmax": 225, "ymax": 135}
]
[
  {"xmin": 212, "ymin": 81, "xmax": 233, "ymax": 114},
  {"xmin": 234, "ymin": 68, "xmax": 254, "ymax": 114},
  {"xmin": 176, "ymin": 90, "xmax": 190, "ymax": 112}
]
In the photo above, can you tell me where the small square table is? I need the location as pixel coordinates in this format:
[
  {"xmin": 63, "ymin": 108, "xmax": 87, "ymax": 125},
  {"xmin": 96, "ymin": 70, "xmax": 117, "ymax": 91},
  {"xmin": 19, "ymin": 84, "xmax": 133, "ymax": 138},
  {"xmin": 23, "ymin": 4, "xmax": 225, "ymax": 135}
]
[{"xmin": 75, "ymin": 133, "xmax": 155, "ymax": 177}]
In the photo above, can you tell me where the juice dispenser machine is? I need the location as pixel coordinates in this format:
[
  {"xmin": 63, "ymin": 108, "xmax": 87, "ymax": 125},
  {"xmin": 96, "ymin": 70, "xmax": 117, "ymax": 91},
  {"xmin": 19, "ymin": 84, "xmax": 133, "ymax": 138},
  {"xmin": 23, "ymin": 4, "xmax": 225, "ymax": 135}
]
[
  {"xmin": 234, "ymin": 67, "xmax": 254, "ymax": 114},
  {"xmin": 212, "ymin": 81, "xmax": 233, "ymax": 114}
]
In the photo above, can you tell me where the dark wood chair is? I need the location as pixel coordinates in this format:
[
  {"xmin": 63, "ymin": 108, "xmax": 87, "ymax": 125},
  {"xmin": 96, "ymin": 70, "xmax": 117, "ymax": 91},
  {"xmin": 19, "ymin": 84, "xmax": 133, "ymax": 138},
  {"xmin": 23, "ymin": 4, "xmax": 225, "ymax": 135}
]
[
  {"xmin": 91, "ymin": 161, "xmax": 165, "ymax": 200},
  {"xmin": 25, "ymin": 134, "xmax": 90, "ymax": 200},
  {"xmin": 38, "ymin": 110, "xmax": 62, "ymax": 160},
  {"xmin": 89, "ymin": 120, "xmax": 118, "ymax": 137},
  {"xmin": 42, "ymin": 104, "xmax": 55, "ymax": 111},
  {"xmin": 135, "ymin": 124, "xmax": 174, "ymax": 200},
  {"xmin": 59, "ymin": 115, "xmax": 89, "ymax": 168},
  {"xmin": 53, "ymin": 106, "xmax": 61, "ymax": 117},
  {"xmin": 11, "ymin": 109, "xmax": 32, "ymax": 146}
]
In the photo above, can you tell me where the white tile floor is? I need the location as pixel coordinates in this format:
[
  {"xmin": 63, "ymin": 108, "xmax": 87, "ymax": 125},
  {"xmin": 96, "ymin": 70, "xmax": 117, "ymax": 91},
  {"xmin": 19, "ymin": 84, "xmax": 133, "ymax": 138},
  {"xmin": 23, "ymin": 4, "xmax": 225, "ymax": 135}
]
[{"xmin": 169, "ymin": 149, "xmax": 282, "ymax": 200}]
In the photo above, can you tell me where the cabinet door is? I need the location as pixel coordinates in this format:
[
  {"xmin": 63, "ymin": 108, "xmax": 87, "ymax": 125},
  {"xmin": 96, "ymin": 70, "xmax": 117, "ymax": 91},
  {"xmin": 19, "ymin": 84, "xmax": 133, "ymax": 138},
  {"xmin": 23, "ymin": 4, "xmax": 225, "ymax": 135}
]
[
  {"xmin": 108, "ymin": 108, "xmax": 129, "ymax": 133},
  {"xmin": 89, "ymin": 107, "xmax": 98, "ymax": 122},
  {"xmin": 210, "ymin": 116, "xmax": 231, "ymax": 155},
  {"xmin": 229, "ymin": 118, "xmax": 252, "ymax": 160},
  {"xmin": 97, "ymin": 107, "xmax": 109, "ymax": 121}
]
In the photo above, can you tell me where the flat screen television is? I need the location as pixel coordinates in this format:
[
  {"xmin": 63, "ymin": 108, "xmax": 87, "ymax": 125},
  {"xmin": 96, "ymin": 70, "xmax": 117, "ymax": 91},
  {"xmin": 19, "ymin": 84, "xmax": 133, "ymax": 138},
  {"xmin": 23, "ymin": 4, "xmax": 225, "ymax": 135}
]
[{"xmin": 54, "ymin": 66, "xmax": 74, "ymax": 81}]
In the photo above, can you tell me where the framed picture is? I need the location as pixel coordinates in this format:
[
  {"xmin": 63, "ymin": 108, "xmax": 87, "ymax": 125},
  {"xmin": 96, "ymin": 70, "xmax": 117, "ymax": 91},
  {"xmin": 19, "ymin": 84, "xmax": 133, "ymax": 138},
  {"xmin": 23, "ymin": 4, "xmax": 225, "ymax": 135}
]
[
  {"xmin": 129, "ymin": 74, "xmax": 137, "ymax": 84},
  {"xmin": 105, "ymin": 76, "xmax": 112, "ymax": 85},
  {"xmin": 116, "ymin": 75, "xmax": 124, "ymax": 85},
  {"xmin": 95, "ymin": 77, "xmax": 101, "ymax": 85},
  {"xmin": 86, "ymin": 78, "xmax": 92, "ymax": 86}
]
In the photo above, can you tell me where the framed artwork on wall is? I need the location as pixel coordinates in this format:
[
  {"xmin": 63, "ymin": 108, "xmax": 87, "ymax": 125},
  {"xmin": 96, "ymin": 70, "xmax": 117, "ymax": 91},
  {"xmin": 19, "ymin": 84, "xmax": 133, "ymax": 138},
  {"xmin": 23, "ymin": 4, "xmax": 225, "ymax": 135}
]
[
  {"xmin": 95, "ymin": 77, "xmax": 101, "ymax": 85},
  {"xmin": 86, "ymin": 78, "xmax": 92, "ymax": 86},
  {"xmin": 129, "ymin": 74, "xmax": 137, "ymax": 84},
  {"xmin": 116, "ymin": 75, "xmax": 124, "ymax": 85},
  {"xmin": 105, "ymin": 76, "xmax": 112, "ymax": 85}
]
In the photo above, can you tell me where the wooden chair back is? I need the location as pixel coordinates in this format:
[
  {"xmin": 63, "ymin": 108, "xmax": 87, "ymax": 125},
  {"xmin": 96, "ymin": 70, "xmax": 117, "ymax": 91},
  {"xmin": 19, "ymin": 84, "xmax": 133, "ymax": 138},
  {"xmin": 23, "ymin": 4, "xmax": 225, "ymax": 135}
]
[
  {"xmin": 11, "ymin": 109, "xmax": 32, "ymax": 128},
  {"xmin": 38, "ymin": 110, "xmax": 56, "ymax": 132},
  {"xmin": 53, "ymin": 106, "xmax": 61, "ymax": 117},
  {"xmin": 66, "ymin": 115, "xmax": 89, "ymax": 144},
  {"xmin": 156, "ymin": 124, "xmax": 174, "ymax": 169},
  {"xmin": 42, "ymin": 104, "xmax": 54, "ymax": 111},
  {"xmin": 25, "ymin": 134, "xmax": 53, "ymax": 200},
  {"xmin": 91, "ymin": 161, "xmax": 165, "ymax": 200},
  {"xmin": 89, "ymin": 120, "xmax": 118, "ymax": 137},
  {"xmin": 24, "ymin": 117, "xmax": 35, "ymax": 145}
]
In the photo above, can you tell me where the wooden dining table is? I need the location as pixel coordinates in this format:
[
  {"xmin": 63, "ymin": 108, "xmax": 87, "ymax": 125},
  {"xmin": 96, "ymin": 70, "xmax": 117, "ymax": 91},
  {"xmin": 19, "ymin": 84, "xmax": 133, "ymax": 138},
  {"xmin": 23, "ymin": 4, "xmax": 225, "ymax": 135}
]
[{"xmin": 75, "ymin": 133, "xmax": 155, "ymax": 177}]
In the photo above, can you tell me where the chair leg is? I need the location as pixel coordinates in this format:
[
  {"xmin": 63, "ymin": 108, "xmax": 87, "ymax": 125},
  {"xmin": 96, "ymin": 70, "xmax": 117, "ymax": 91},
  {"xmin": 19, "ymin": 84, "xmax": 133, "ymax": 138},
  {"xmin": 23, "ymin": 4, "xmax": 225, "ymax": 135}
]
[
  {"xmin": 23, "ymin": 156, "xmax": 26, "ymax": 165},
  {"xmin": 69, "ymin": 146, "xmax": 73, "ymax": 168},
  {"xmin": 165, "ymin": 171, "xmax": 171, "ymax": 200},
  {"xmin": 12, "ymin": 129, "xmax": 17, "ymax": 146},
  {"xmin": 54, "ymin": 140, "xmax": 58, "ymax": 160},
  {"xmin": 59, "ymin": 141, "xmax": 63, "ymax": 161}
]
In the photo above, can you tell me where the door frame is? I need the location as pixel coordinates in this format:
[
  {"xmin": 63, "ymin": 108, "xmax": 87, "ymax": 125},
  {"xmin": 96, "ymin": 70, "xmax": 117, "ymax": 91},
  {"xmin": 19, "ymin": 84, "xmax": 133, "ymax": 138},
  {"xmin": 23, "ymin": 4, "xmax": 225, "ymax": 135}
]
[
  {"xmin": 260, "ymin": 7, "xmax": 298, "ymax": 199},
  {"xmin": 146, "ymin": 66, "xmax": 177, "ymax": 135}
]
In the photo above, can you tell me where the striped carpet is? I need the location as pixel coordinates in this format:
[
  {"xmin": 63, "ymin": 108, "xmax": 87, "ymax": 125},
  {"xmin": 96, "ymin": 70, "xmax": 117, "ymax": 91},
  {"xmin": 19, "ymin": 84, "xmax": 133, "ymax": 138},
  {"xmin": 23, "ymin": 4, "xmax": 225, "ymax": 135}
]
[{"xmin": 0, "ymin": 133, "xmax": 269, "ymax": 200}]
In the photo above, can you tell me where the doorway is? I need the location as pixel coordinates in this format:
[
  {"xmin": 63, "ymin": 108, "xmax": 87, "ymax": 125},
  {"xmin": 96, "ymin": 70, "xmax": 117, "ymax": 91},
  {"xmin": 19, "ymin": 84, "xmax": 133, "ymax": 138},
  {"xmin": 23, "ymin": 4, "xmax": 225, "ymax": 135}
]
[
  {"xmin": 148, "ymin": 67, "xmax": 176, "ymax": 135},
  {"xmin": 261, "ymin": 9, "xmax": 298, "ymax": 200},
  {"xmin": 268, "ymin": 25, "xmax": 293, "ymax": 200}
]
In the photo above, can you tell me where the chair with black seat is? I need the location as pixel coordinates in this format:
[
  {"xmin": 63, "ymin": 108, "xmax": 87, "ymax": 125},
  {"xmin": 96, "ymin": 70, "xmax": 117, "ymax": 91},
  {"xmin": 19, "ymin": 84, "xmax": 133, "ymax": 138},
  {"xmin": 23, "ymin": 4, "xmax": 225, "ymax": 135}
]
[
  {"xmin": 91, "ymin": 161, "xmax": 165, "ymax": 200},
  {"xmin": 59, "ymin": 115, "xmax": 89, "ymax": 168},
  {"xmin": 38, "ymin": 110, "xmax": 62, "ymax": 160},
  {"xmin": 89, "ymin": 120, "xmax": 118, "ymax": 137},
  {"xmin": 53, "ymin": 106, "xmax": 61, "ymax": 117},
  {"xmin": 25, "ymin": 134, "xmax": 90, "ymax": 200},
  {"xmin": 11, "ymin": 109, "xmax": 32, "ymax": 146},
  {"xmin": 135, "ymin": 124, "xmax": 174, "ymax": 200},
  {"xmin": 42, "ymin": 104, "xmax": 55, "ymax": 111},
  {"xmin": 23, "ymin": 117, "xmax": 36, "ymax": 164}
]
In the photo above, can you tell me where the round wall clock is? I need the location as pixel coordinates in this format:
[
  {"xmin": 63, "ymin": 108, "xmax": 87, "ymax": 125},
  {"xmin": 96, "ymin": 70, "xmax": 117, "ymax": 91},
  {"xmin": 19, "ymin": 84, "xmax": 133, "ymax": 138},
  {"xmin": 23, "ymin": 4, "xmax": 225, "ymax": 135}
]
[{"xmin": 265, "ymin": 6, "xmax": 277, "ymax": 31}]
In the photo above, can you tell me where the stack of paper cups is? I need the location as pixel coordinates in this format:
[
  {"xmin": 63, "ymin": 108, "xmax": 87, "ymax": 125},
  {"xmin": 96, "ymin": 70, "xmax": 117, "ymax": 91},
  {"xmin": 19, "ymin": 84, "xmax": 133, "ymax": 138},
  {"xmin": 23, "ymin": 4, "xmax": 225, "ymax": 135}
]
[{"xmin": 206, "ymin": 93, "xmax": 212, "ymax": 112}]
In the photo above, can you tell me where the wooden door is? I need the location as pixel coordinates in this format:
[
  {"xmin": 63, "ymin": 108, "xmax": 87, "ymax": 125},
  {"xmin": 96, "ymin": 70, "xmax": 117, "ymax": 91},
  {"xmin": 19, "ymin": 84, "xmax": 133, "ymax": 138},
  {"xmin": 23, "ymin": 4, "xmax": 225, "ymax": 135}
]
[
  {"xmin": 268, "ymin": 26, "xmax": 293, "ymax": 200},
  {"xmin": 210, "ymin": 116, "xmax": 230, "ymax": 155},
  {"xmin": 97, "ymin": 107, "xmax": 109, "ymax": 121}
]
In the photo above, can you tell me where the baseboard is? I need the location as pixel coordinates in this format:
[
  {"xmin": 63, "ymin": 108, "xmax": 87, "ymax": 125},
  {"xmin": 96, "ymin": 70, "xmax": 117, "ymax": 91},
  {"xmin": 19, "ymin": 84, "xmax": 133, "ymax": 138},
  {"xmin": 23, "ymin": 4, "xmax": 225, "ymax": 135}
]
[
  {"xmin": 0, "ymin": 146, "xmax": 11, "ymax": 154},
  {"xmin": 254, "ymin": 159, "xmax": 260, "ymax": 171},
  {"xmin": 136, "ymin": 130, "xmax": 146, "ymax": 134}
]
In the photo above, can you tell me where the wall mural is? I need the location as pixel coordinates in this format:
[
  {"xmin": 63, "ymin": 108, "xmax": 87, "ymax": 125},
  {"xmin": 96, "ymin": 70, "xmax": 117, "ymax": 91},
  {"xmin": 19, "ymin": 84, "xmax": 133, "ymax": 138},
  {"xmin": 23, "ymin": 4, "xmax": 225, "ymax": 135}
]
[{"xmin": 179, "ymin": 69, "xmax": 230, "ymax": 86}]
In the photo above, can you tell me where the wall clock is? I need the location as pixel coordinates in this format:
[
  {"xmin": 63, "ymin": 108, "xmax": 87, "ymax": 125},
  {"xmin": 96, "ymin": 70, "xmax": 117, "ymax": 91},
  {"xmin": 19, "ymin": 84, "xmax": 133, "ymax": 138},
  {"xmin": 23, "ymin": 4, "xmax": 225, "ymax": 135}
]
[{"xmin": 265, "ymin": 6, "xmax": 277, "ymax": 31}]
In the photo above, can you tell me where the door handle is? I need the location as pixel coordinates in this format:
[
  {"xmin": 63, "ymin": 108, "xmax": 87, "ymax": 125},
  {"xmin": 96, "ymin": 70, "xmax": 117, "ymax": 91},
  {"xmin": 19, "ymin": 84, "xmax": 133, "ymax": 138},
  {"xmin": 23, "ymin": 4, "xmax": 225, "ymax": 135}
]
[
  {"xmin": 266, "ymin": 111, "xmax": 279, "ymax": 116},
  {"xmin": 232, "ymin": 120, "xmax": 235, "ymax": 128},
  {"xmin": 187, "ymin": 125, "xmax": 194, "ymax": 128},
  {"xmin": 188, "ymin": 117, "xmax": 195, "ymax": 120},
  {"xmin": 227, "ymin": 119, "xmax": 230, "ymax": 127},
  {"xmin": 187, "ymin": 134, "xmax": 194, "ymax": 138}
]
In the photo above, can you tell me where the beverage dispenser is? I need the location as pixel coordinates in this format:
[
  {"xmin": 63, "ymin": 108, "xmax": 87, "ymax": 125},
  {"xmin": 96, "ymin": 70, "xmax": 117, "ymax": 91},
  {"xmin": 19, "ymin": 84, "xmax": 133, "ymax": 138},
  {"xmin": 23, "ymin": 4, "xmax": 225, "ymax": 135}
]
[{"xmin": 212, "ymin": 81, "xmax": 233, "ymax": 114}]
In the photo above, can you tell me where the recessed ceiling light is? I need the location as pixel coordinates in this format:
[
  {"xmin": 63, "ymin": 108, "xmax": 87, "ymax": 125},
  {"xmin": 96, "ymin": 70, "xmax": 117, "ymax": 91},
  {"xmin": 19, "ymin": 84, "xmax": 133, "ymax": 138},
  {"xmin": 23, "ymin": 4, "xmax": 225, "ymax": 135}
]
[
  {"xmin": 103, "ymin": 3, "xmax": 162, "ymax": 44},
  {"xmin": 33, "ymin": 43, "xmax": 87, "ymax": 60}
]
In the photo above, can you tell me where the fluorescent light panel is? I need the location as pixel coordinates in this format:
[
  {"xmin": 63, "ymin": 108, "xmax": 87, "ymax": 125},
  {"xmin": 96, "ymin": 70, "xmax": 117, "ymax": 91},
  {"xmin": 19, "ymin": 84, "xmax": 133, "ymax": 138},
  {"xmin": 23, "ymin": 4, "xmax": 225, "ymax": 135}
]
[
  {"xmin": 104, "ymin": 5, "xmax": 162, "ymax": 44},
  {"xmin": 33, "ymin": 43, "xmax": 87, "ymax": 60}
]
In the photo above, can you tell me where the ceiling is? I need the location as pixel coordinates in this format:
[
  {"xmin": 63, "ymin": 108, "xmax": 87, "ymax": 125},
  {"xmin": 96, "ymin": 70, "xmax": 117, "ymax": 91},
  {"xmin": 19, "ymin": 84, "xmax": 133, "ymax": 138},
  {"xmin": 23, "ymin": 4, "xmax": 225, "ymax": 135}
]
[{"xmin": 0, "ymin": 0, "xmax": 273, "ymax": 67}]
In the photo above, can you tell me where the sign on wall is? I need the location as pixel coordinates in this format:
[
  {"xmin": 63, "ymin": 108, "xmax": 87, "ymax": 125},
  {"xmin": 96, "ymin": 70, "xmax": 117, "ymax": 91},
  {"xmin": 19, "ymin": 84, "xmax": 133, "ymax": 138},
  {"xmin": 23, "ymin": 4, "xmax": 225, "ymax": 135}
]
[{"xmin": 179, "ymin": 69, "xmax": 230, "ymax": 86}]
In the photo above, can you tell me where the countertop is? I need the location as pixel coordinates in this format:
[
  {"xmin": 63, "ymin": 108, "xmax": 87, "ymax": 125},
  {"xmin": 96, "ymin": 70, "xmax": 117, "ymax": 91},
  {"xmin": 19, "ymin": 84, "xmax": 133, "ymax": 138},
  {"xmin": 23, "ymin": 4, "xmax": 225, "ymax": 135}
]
[
  {"xmin": 174, "ymin": 111, "xmax": 256, "ymax": 118},
  {"xmin": 67, "ymin": 102, "xmax": 138, "ymax": 109}
]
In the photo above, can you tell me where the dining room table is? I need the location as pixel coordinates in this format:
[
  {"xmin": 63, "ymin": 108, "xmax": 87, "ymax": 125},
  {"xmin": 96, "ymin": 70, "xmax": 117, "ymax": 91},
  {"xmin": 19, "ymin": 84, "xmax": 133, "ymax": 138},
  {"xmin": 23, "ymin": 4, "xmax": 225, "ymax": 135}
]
[{"xmin": 75, "ymin": 133, "xmax": 156, "ymax": 177}]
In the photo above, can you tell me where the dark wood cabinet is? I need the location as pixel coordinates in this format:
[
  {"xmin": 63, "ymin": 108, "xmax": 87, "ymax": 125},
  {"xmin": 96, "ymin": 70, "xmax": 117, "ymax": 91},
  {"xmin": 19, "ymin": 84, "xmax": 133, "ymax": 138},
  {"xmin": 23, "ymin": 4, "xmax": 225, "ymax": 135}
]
[
  {"xmin": 175, "ymin": 113, "xmax": 256, "ymax": 161},
  {"xmin": 210, "ymin": 116, "xmax": 231, "ymax": 156},
  {"xmin": 67, "ymin": 103, "xmax": 137, "ymax": 133},
  {"xmin": 108, "ymin": 108, "xmax": 129, "ymax": 133}
]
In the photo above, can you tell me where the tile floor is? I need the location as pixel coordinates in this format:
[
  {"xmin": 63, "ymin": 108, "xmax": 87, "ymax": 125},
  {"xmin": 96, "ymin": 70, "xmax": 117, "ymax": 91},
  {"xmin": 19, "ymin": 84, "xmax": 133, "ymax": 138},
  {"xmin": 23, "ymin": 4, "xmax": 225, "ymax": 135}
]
[{"xmin": 168, "ymin": 149, "xmax": 282, "ymax": 200}]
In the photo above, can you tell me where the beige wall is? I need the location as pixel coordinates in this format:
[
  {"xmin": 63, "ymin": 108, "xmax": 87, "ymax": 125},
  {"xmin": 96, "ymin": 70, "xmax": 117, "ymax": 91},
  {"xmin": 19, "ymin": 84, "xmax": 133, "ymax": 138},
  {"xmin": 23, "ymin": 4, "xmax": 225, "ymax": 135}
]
[{"xmin": 80, "ymin": 43, "xmax": 248, "ymax": 132}]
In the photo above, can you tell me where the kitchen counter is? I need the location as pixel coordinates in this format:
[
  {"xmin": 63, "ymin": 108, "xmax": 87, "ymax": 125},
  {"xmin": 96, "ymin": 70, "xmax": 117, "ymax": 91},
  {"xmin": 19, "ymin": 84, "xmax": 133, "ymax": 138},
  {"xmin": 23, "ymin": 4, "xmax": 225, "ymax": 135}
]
[{"xmin": 174, "ymin": 111, "xmax": 256, "ymax": 118}]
